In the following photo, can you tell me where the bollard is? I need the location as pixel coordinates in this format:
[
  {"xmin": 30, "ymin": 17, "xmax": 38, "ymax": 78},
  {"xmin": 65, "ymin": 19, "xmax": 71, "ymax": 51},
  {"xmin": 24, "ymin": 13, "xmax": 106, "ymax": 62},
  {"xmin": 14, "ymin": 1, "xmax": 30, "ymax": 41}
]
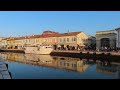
[
  {"xmin": 100, "ymin": 53, "xmax": 105, "ymax": 62},
  {"xmin": 93, "ymin": 52, "xmax": 96, "ymax": 62},
  {"xmin": 79, "ymin": 52, "xmax": 83, "ymax": 58},
  {"xmin": 106, "ymin": 53, "xmax": 111, "ymax": 66},
  {"xmin": 86, "ymin": 52, "xmax": 89, "ymax": 59},
  {"xmin": 80, "ymin": 57, "xmax": 82, "ymax": 60}
]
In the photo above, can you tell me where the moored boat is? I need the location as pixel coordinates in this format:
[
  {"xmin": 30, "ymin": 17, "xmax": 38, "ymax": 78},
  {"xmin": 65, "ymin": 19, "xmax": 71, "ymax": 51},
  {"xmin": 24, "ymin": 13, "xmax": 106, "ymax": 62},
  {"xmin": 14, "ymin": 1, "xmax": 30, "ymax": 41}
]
[{"xmin": 24, "ymin": 45, "xmax": 53, "ymax": 55}]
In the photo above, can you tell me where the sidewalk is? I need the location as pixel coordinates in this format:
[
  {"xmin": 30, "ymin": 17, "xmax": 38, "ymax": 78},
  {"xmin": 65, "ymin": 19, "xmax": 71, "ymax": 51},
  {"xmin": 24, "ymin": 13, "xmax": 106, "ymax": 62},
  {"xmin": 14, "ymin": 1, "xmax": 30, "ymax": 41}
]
[{"xmin": 0, "ymin": 61, "xmax": 12, "ymax": 79}]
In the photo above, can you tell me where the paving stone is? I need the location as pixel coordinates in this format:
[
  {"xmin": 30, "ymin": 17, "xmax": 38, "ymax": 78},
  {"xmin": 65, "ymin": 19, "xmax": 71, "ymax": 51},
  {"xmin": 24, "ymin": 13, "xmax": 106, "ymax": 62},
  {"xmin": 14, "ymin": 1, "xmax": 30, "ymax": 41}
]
[
  {"xmin": 0, "ymin": 62, "xmax": 11, "ymax": 79},
  {"xmin": 1, "ymin": 71, "xmax": 9, "ymax": 75},
  {"xmin": 3, "ymin": 75, "xmax": 11, "ymax": 79},
  {"xmin": 0, "ymin": 74, "xmax": 3, "ymax": 79}
]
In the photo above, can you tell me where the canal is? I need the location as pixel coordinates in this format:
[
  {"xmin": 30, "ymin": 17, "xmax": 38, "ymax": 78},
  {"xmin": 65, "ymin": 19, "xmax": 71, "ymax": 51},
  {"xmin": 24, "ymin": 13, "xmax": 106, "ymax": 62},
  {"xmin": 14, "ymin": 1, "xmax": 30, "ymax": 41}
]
[{"xmin": 0, "ymin": 52, "xmax": 120, "ymax": 79}]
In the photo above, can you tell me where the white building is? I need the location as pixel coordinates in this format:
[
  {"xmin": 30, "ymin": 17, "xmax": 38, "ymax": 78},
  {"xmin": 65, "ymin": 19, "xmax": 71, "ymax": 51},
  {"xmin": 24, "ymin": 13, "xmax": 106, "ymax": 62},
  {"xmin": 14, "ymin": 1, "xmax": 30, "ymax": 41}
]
[{"xmin": 115, "ymin": 27, "xmax": 120, "ymax": 48}]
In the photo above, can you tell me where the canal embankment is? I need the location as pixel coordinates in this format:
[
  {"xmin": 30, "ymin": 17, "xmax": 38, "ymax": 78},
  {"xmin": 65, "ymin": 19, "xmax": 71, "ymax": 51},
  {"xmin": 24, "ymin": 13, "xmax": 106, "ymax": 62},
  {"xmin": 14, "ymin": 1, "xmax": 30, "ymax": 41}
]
[
  {"xmin": 0, "ymin": 49, "xmax": 120, "ymax": 61},
  {"xmin": 50, "ymin": 50, "xmax": 120, "ymax": 61},
  {"xmin": 0, "ymin": 49, "xmax": 24, "ymax": 53}
]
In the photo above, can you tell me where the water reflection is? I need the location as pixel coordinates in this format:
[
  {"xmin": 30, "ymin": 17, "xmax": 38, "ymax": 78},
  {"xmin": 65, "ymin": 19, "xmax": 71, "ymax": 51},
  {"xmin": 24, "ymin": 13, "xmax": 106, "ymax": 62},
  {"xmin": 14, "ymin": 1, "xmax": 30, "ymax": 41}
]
[
  {"xmin": 0, "ymin": 52, "xmax": 120, "ymax": 79},
  {"xmin": 55, "ymin": 57, "xmax": 91, "ymax": 72},
  {"xmin": 96, "ymin": 62, "xmax": 117, "ymax": 74},
  {"xmin": 96, "ymin": 60, "xmax": 120, "ymax": 79},
  {"xmin": 0, "ymin": 52, "xmax": 92, "ymax": 73}
]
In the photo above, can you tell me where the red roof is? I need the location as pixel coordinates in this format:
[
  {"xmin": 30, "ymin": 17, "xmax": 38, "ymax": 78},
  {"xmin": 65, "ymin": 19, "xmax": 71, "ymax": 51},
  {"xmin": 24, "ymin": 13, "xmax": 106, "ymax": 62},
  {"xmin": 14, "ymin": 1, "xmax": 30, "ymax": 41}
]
[{"xmin": 6, "ymin": 31, "xmax": 82, "ymax": 40}]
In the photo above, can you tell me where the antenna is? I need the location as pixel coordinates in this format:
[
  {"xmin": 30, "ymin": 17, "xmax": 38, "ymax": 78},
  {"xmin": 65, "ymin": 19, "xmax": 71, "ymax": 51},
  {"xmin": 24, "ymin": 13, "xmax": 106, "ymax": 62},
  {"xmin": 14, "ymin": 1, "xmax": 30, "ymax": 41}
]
[{"xmin": 68, "ymin": 29, "xmax": 69, "ymax": 33}]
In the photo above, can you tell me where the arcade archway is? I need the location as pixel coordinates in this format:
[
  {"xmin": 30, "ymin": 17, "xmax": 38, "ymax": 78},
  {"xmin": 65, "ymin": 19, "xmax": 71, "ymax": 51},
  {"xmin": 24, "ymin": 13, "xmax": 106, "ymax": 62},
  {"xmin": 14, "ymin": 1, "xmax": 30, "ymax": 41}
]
[{"xmin": 101, "ymin": 38, "xmax": 110, "ymax": 48}]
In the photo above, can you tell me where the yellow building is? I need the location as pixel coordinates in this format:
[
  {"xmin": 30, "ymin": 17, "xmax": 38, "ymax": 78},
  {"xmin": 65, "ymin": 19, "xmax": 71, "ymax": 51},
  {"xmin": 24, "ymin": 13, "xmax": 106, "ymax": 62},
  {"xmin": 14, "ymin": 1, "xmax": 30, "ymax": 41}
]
[
  {"xmin": 14, "ymin": 37, "xmax": 24, "ymax": 49},
  {"xmin": 0, "ymin": 31, "xmax": 89, "ymax": 50},
  {"xmin": 21, "ymin": 32, "xmax": 59, "ymax": 49},
  {"xmin": 57, "ymin": 32, "xmax": 88, "ymax": 49},
  {"xmin": 0, "ymin": 38, "xmax": 7, "ymax": 48},
  {"xmin": 6, "ymin": 37, "xmax": 15, "ymax": 49}
]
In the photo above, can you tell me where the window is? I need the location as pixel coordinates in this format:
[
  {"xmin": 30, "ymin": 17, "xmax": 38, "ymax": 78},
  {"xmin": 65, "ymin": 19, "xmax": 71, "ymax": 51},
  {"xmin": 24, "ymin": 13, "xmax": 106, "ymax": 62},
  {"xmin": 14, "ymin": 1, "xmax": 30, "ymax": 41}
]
[
  {"xmin": 74, "ymin": 64, "xmax": 76, "ymax": 68},
  {"xmin": 60, "ymin": 38, "xmax": 62, "ymax": 42},
  {"xmin": 74, "ymin": 37, "xmax": 76, "ymax": 41},
  {"xmin": 31, "ymin": 39, "xmax": 32, "ymax": 43},
  {"xmin": 72, "ymin": 64, "xmax": 74, "ymax": 67},
  {"xmin": 67, "ymin": 63, "xmax": 69, "ymax": 66},
  {"xmin": 64, "ymin": 63, "xmax": 66, "ymax": 66},
  {"xmin": 48, "ymin": 39, "xmax": 50, "ymax": 42},
  {"xmin": 72, "ymin": 38, "xmax": 74, "ymax": 41},
  {"xmin": 67, "ymin": 38, "xmax": 69, "ymax": 42},
  {"xmin": 60, "ymin": 62, "xmax": 62, "ymax": 65},
  {"xmin": 72, "ymin": 37, "xmax": 76, "ymax": 41},
  {"xmin": 63, "ymin": 38, "xmax": 66, "ymax": 42}
]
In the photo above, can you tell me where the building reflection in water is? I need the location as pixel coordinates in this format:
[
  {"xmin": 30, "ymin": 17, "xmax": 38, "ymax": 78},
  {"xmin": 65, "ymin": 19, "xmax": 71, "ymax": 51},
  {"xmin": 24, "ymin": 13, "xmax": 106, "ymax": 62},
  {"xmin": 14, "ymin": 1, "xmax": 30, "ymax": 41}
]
[
  {"xmin": 56, "ymin": 56, "xmax": 91, "ymax": 72},
  {"xmin": 0, "ymin": 52, "xmax": 120, "ymax": 79},
  {"xmin": 96, "ymin": 59, "xmax": 120, "ymax": 79},
  {"xmin": 115, "ymin": 66, "xmax": 120, "ymax": 79},
  {"xmin": 0, "ymin": 52, "xmax": 92, "ymax": 73}
]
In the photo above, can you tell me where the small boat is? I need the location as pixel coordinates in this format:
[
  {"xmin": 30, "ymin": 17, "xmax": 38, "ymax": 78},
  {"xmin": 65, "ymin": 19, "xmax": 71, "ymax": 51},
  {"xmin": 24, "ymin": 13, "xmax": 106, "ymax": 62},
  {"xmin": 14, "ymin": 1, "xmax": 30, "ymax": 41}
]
[{"xmin": 24, "ymin": 45, "xmax": 53, "ymax": 55}]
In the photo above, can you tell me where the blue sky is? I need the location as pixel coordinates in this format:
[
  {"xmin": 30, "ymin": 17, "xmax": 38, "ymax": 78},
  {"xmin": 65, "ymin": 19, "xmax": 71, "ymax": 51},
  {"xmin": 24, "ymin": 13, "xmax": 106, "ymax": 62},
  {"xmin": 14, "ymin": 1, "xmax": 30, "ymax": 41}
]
[{"xmin": 0, "ymin": 11, "xmax": 120, "ymax": 37}]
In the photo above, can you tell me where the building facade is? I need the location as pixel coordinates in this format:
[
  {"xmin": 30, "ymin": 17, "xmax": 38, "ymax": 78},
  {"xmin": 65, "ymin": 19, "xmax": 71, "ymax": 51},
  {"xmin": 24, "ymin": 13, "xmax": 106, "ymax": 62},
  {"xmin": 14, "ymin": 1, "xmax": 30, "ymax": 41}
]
[
  {"xmin": 0, "ymin": 30, "xmax": 89, "ymax": 50},
  {"xmin": 56, "ymin": 32, "xmax": 88, "ymax": 50},
  {"xmin": 57, "ymin": 57, "xmax": 90, "ymax": 72},
  {"xmin": 115, "ymin": 27, "xmax": 120, "ymax": 48},
  {"xmin": 0, "ymin": 37, "xmax": 5, "ymax": 48},
  {"xmin": 0, "ymin": 38, "xmax": 8, "ymax": 49},
  {"xmin": 96, "ymin": 30, "xmax": 117, "ymax": 50}
]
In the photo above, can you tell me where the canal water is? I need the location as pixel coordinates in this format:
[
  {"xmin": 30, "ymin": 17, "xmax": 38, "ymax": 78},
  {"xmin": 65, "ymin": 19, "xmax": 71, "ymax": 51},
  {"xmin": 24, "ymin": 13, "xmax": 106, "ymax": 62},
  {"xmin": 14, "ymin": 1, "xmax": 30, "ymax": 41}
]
[{"xmin": 0, "ymin": 52, "xmax": 120, "ymax": 79}]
